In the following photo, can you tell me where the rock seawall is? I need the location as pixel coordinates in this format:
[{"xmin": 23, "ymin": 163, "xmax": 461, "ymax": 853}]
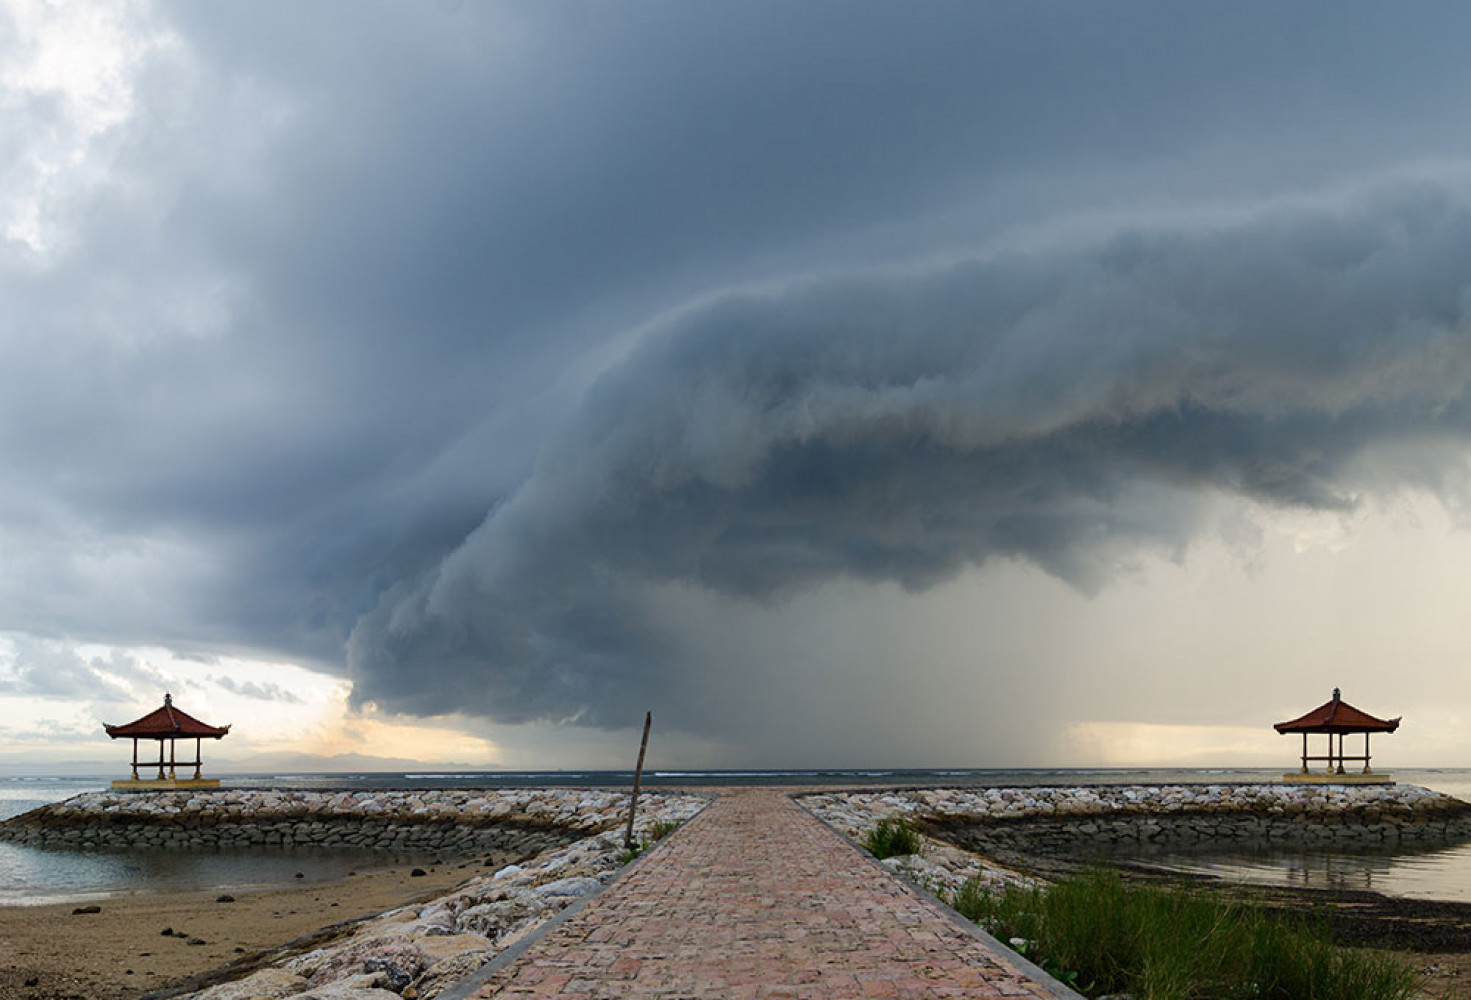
[
  {"xmin": 138, "ymin": 790, "xmax": 709, "ymax": 1000},
  {"xmin": 803, "ymin": 784, "xmax": 1471, "ymax": 860},
  {"xmin": 0, "ymin": 788, "xmax": 680, "ymax": 857}
]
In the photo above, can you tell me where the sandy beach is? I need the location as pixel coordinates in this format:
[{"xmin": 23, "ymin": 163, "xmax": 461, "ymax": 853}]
[{"xmin": 0, "ymin": 858, "xmax": 488, "ymax": 1000}]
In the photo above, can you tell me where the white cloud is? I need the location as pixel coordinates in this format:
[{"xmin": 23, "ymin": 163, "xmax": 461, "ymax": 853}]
[{"xmin": 0, "ymin": 0, "xmax": 179, "ymax": 257}]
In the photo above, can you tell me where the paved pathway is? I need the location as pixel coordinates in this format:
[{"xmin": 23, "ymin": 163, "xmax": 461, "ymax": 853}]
[{"xmin": 469, "ymin": 789, "xmax": 1063, "ymax": 999}]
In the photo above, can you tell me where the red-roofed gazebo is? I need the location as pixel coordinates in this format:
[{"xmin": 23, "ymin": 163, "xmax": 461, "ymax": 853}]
[
  {"xmin": 1275, "ymin": 687, "xmax": 1399, "ymax": 784},
  {"xmin": 104, "ymin": 693, "xmax": 230, "ymax": 789}
]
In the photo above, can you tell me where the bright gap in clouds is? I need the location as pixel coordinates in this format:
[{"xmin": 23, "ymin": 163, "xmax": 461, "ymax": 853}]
[
  {"xmin": 0, "ymin": 640, "xmax": 507, "ymax": 771},
  {"xmin": 0, "ymin": 0, "xmax": 179, "ymax": 255},
  {"xmin": 0, "ymin": 637, "xmax": 730, "ymax": 773},
  {"xmin": 1018, "ymin": 485, "xmax": 1471, "ymax": 770}
]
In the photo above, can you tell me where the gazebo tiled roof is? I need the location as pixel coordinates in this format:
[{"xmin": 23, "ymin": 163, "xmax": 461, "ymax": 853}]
[
  {"xmin": 1274, "ymin": 688, "xmax": 1399, "ymax": 735},
  {"xmin": 104, "ymin": 694, "xmax": 230, "ymax": 740}
]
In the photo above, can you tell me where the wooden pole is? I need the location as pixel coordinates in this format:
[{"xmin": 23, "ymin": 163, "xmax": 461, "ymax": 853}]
[{"xmin": 623, "ymin": 711, "xmax": 653, "ymax": 849}]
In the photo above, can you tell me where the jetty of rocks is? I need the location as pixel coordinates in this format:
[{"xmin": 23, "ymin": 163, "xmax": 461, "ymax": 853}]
[
  {"xmin": 0, "ymin": 788, "xmax": 700, "ymax": 858},
  {"xmin": 803, "ymin": 783, "xmax": 1471, "ymax": 863},
  {"xmin": 151, "ymin": 791, "xmax": 708, "ymax": 1000}
]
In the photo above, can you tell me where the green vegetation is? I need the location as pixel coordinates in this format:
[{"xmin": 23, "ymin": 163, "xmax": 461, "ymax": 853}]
[
  {"xmin": 617, "ymin": 818, "xmax": 684, "ymax": 865},
  {"xmin": 948, "ymin": 868, "xmax": 1422, "ymax": 1000},
  {"xmin": 644, "ymin": 818, "xmax": 683, "ymax": 842},
  {"xmin": 861, "ymin": 817, "xmax": 923, "ymax": 859}
]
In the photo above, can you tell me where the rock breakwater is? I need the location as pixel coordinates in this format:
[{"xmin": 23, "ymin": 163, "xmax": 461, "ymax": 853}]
[
  {"xmin": 803, "ymin": 784, "xmax": 1471, "ymax": 864},
  {"xmin": 157, "ymin": 791, "xmax": 708, "ymax": 1000},
  {"xmin": 0, "ymin": 788, "xmax": 687, "ymax": 858}
]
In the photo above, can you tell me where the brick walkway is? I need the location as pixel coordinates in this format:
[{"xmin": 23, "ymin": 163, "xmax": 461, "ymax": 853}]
[{"xmin": 469, "ymin": 789, "xmax": 1062, "ymax": 999}]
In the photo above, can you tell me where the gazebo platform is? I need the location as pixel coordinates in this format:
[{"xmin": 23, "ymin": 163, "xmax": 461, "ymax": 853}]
[
  {"xmin": 111, "ymin": 777, "xmax": 221, "ymax": 791},
  {"xmin": 1282, "ymin": 772, "xmax": 1393, "ymax": 785}
]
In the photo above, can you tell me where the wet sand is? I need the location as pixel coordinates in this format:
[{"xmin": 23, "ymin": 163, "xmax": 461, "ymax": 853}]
[{"xmin": 0, "ymin": 857, "xmax": 495, "ymax": 1000}]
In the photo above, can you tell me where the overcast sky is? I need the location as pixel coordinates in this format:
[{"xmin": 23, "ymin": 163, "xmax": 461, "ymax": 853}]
[{"xmin": 6, "ymin": 1, "xmax": 1471, "ymax": 771}]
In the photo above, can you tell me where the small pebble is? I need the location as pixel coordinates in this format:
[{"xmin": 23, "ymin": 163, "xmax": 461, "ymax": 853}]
[
  {"xmin": 410, "ymin": 868, "xmax": 427, "ymax": 877},
  {"xmin": 71, "ymin": 904, "xmax": 101, "ymax": 915},
  {"xmin": 186, "ymin": 937, "xmax": 207, "ymax": 946},
  {"xmin": 294, "ymin": 872, "xmax": 304, "ymax": 879},
  {"xmin": 160, "ymin": 927, "xmax": 174, "ymax": 936},
  {"xmin": 216, "ymin": 894, "xmax": 235, "ymax": 903}
]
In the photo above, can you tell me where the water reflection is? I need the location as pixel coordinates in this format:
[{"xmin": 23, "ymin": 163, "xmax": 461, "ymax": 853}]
[
  {"xmin": 0, "ymin": 840, "xmax": 436, "ymax": 907},
  {"xmin": 1116, "ymin": 838, "xmax": 1471, "ymax": 901}
]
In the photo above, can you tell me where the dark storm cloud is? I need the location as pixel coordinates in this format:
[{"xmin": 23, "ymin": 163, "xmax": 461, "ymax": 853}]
[
  {"xmin": 8, "ymin": 3, "xmax": 1471, "ymax": 747},
  {"xmin": 348, "ymin": 181, "xmax": 1471, "ymax": 727}
]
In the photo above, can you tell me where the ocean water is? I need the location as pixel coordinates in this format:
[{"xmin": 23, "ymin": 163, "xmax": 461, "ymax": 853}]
[
  {"xmin": 4, "ymin": 768, "xmax": 1471, "ymax": 905},
  {"xmin": 0, "ymin": 777, "xmax": 445, "ymax": 906}
]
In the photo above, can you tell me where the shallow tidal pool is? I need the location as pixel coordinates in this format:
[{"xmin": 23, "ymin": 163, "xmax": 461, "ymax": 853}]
[{"xmin": 1104, "ymin": 838, "xmax": 1471, "ymax": 902}]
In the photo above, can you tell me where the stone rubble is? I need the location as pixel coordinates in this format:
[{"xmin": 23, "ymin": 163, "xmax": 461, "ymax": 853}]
[
  {"xmin": 802, "ymin": 793, "xmax": 1043, "ymax": 899},
  {"xmin": 0, "ymin": 787, "xmax": 673, "ymax": 856},
  {"xmin": 802, "ymin": 782, "xmax": 1471, "ymax": 877}
]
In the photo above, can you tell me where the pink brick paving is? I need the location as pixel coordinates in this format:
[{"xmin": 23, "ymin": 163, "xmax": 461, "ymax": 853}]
[{"xmin": 469, "ymin": 789, "xmax": 1064, "ymax": 999}]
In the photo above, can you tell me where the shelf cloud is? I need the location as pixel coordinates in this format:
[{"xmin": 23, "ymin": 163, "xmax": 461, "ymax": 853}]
[{"xmin": 348, "ymin": 179, "xmax": 1471, "ymax": 729}]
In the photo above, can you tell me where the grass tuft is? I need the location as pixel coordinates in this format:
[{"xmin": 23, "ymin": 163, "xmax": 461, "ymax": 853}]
[
  {"xmin": 644, "ymin": 819, "xmax": 682, "ymax": 842},
  {"xmin": 618, "ymin": 818, "xmax": 685, "ymax": 865},
  {"xmin": 948, "ymin": 867, "xmax": 1422, "ymax": 1000},
  {"xmin": 862, "ymin": 817, "xmax": 923, "ymax": 859}
]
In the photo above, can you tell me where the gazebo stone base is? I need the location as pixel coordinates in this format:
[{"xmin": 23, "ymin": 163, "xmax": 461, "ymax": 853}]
[
  {"xmin": 1282, "ymin": 771, "xmax": 1393, "ymax": 785},
  {"xmin": 111, "ymin": 778, "xmax": 221, "ymax": 791}
]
